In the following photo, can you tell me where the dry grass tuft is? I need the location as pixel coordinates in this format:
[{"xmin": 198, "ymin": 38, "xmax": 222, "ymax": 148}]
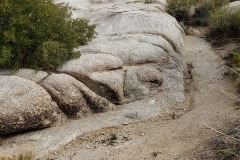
[{"xmin": 0, "ymin": 151, "xmax": 34, "ymax": 160}]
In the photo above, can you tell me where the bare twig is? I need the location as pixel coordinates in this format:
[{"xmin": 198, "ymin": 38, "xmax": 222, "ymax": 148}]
[
  {"xmin": 211, "ymin": 86, "xmax": 240, "ymax": 102},
  {"xmin": 227, "ymin": 66, "xmax": 240, "ymax": 76},
  {"xmin": 202, "ymin": 118, "xmax": 240, "ymax": 142}
]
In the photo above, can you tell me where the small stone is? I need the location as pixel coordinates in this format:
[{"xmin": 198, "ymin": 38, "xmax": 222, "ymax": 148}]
[
  {"xmin": 169, "ymin": 112, "xmax": 176, "ymax": 119},
  {"xmin": 148, "ymin": 99, "xmax": 156, "ymax": 105},
  {"xmin": 86, "ymin": 146, "xmax": 91, "ymax": 149},
  {"xmin": 123, "ymin": 135, "xmax": 128, "ymax": 139},
  {"xmin": 122, "ymin": 122, "xmax": 129, "ymax": 125},
  {"xmin": 54, "ymin": 152, "xmax": 58, "ymax": 155},
  {"xmin": 152, "ymin": 151, "xmax": 161, "ymax": 157},
  {"xmin": 80, "ymin": 137, "xmax": 85, "ymax": 140},
  {"xmin": 140, "ymin": 133, "xmax": 145, "ymax": 136}
]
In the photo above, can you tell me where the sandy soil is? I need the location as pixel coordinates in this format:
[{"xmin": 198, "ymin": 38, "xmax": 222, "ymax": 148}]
[{"xmin": 42, "ymin": 36, "xmax": 240, "ymax": 160}]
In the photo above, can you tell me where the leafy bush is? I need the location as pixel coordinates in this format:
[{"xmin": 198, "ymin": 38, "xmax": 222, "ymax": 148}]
[
  {"xmin": 232, "ymin": 51, "xmax": 240, "ymax": 67},
  {"xmin": 208, "ymin": 8, "xmax": 240, "ymax": 40},
  {"xmin": 0, "ymin": 0, "xmax": 95, "ymax": 70}
]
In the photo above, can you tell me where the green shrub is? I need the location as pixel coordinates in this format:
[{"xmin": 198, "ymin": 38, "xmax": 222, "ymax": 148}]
[
  {"xmin": 232, "ymin": 51, "xmax": 240, "ymax": 67},
  {"xmin": 208, "ymin": 8, "xmax": 240, "ymax": 40},
  {"xmin": 31, "ymin": 40, "xmax": 78, "ymax": 70},
  {"xmin": 0, "ymin": 0, "xmax": 95, "ymax": 70},
  {"xmin": 109, "ymin": 133, "xmax": 117, "ymax": 141}
]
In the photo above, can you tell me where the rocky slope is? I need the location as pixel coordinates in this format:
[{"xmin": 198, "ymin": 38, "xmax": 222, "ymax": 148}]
[{"xmin": 0, "ymin": 0, "xmax": 185, "ymax": 142}]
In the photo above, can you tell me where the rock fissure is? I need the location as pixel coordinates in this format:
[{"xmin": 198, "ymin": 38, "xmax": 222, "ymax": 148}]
[{"xmin": 143, "ymin": 31, "xmax": 182, "ymax": 55}]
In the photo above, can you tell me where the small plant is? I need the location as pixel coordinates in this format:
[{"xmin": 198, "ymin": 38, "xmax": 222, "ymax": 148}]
[
  {"xmin": 109, "ymin": 133, "xmax": 117, "ymax": 141},
  {"xmin": 232, "ymin": 52, "xmax": 240, "ymax": 67}
]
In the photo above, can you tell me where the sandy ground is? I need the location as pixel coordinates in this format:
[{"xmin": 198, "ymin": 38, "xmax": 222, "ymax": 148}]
[{"xmin": 42, "ymin": 36, "xmax": 240, "ymax": 160}]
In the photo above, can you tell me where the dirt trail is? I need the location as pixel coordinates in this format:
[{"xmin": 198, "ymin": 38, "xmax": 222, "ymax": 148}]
[{"xmin": 43, "ymin": 36, "xmax": 240, "ymax": 160}]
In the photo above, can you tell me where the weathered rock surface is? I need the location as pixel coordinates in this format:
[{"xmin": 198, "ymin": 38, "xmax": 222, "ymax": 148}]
[
  {"xmin": 41, "ymin": 73, "xmax": 90, "ymax": 116},
  {"xmin": 58, "ymin": 0, "xmax": 185, "ymax": 103},
  {"xmin": 41, "ymin": 73, "xmax": 115, "ymax": 114},
  {"xmin": 14, "ymin": 69, "xmax": 49, "ymax": 83},
  {"xmin": 60, "ymin": 54, "xmax": 123, "ymax": 75},
  {"xmin": 124, "ymin": 66, "xmax": 163, "ymax": 100},
  {"xmin": 0, "ymin": 76, "xmax": 58, "ymax": 135},
  {"xmin": 228, "ymin": 1, "xmax": 240, "ymax": 11},
  {"xmin": 60, "ymin": 54, "xmax": 124, "ymax": 103},
  {"xmin": 89, "ymin": 70, "xmax": 125, "ymax": 103}
]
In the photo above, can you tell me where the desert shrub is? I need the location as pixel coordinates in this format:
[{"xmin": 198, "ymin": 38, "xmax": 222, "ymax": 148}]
[
  {"xmin": 167, "ymin": 0, "xmax": 199, "ymax": 22},
  {"xmin": 191, "ymin": 0, "xmax": 229, "ymax": 26},
  {"xmin": 208, "ymin": 7, "xmax": 240, "ymax": 40},
  {"xmin": 167, "ymin": 0, "xmax": 229, "ymax": 25},
  {"xmin": 214, "ymin": 142, "xmax": 240, "ymax": 160},
  {"xmin": 0, "ymin": 0, "xmax": 95, "ymax": 70}
]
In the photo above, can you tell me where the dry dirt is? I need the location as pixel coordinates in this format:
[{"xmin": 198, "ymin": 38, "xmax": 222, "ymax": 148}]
[{"xmin": 41, "ymin": 36, "xmax": 240, "ymax": 160}]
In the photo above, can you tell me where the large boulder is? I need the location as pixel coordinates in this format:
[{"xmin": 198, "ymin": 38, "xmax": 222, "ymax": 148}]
[
  {"xmin": 41, "ymin": 73, "xmax": 91, "ymax": 116},
  {"xmin": 0, "ymin": 76, "xmax": 58, "ymax": 135},
  {"xmin": 41, "ymin": 73, "xmax": 115, "ymax": 114},
  {"xmin": 0, "ymin": 0, "xmax": 186, "ymax": 136},
  {"xmin": 59, "ymin": 0, "xmax": 185, "ymax": 103}
]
